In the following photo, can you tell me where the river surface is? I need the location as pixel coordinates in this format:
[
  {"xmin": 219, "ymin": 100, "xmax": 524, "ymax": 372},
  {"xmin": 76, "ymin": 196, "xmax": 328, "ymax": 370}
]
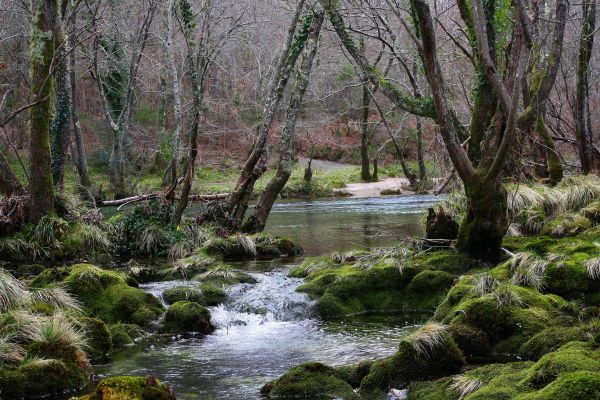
[{"xmin": 94, "ymin": 195, "xmax": 439, "ymax": 399}]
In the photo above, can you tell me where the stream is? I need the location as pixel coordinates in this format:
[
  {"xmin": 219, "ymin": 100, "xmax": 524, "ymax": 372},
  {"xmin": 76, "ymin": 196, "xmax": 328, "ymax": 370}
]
[{"xmin": 94, "ymin": 195, "xmax": 439, "ymax": 399}]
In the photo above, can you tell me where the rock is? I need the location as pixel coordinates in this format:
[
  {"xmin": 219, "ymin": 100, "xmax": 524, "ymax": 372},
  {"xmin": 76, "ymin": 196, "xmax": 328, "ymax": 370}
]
[
  {"xmin": 80, "ymin": 375, "xmax": 175, "ymax": 400},
  {"xmin": 160, "ymin": 301, "xmax": 215, "ymax": 335},
  {"xmin": 261, "ymin": 362, "xmax": 359, "ymax": 399},
  {"xmin": 79, "ymin": 317, "xmax": 112, "ymax": 360}
]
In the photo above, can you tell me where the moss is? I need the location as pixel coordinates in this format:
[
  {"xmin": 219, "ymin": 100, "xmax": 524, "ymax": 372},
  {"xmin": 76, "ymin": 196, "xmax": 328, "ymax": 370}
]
[
  {"xmin": 30, "ymin": 266, "xmax": 70, "ymax": 287},
  {"xmin": 530, "ymin": 371, "xmax": 600, "ymax": 399},
  {"xmin": 162, "ymin": 286, "xmax": 204, "ymax": 305},
  {"xmin": 202, "ymin": 234, "xmax": 301, "ymax": 261},
  {"xmin": 293, "ymin": 248, "xmax": 482, "ymax": 319},
  {"xmin": 335, "ymin": 360, "xmax": 373, "ymax": 388},
  {"xmin": 110, "ymin": 323, "xmax": 143, "ymax": 348},
  {"xmin": 87, "ymin": 375, "xmax": 174, "ymax": 400},
  {"xmin": 160, "ymin": 301, "xmax": 215, "ymax": 334},
  {"xmin": 541, "ymin": 213, "xmax": 591, "ymax": 238},
  {"xmin": 407, "ymin": 270, "xmax": 454, "ymax": 293},
  {"xmin": 261, "ymin": 362, "xmax": 359, "ymax": 399},
  {"xmin": 80, "ymin": 317, "xmax": 112, "ymax": 360},
  {"xmin": 0, "ymin": 359, "xmax": 89, "ymax": 399},
  {"xmin": 406, "ymin": 378, "xmax": 458, "ymax": 400},
  {"xmin": 200, "ymin": 283, "xmax": 226, "ymax": 305},
  {"xmin": 525, "ymin": 342, "xmax": 600, "ymax": 387},
  {"xmin": 64, "ymin": 264, "xmax": 163, "ymax": 326},
  {"xmin": 519, "ymin": 326, "xmax": 588, "ymax": 360}
]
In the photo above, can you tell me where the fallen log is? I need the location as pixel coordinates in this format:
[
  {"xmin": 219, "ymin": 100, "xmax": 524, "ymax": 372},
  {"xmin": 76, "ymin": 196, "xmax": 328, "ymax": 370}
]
[{"xmin": 98, "ymin": 192, "xmax": 229, "ymax": 208}]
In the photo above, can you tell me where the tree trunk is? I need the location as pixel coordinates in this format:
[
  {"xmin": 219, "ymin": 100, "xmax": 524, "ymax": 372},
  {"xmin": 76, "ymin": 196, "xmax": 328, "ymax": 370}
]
[
  {"xmin": 416, "ymin": 117, "xmax": 426, "ymax": 182},
  {"xmin": 0, "ymin": 152, "xmax": 25, "ymax": 197},
  {"xmin": 536, "ymin": 114, "xmax": 563, "ymax": 185},
  {"xmin": 165, "ymin": 0, "xmax": 183, "ymax": 187},
  {"xmin": 50, "ymin": 16, "xmax": 71, "ymax": 190},
  {"xmin": 243, "ymin": 10, "xmax": 323, "ymax": 234},
  {"xmin": 360, "ymin": 75, "xmax": 371, "ymax": 181},
  {"xmin": 575, "ymin": 0, "xmax": 596, "ymax": 174},
  {"xmin": 29, "ymin": 0, "xmax": 57, "ymax": 221},
  {"xmin": 456, "ymin": 178, "xmax": 508, "ymax": 262},
  {"xmin": 69, "ymin": 12, "xmax": 91, "ymax": 191}
]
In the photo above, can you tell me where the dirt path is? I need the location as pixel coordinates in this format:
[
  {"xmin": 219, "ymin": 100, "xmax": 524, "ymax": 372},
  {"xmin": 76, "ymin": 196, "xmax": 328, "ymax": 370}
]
[{"xmin": 344, "ymin": 177, "xmax": 411, "ymax": 197}]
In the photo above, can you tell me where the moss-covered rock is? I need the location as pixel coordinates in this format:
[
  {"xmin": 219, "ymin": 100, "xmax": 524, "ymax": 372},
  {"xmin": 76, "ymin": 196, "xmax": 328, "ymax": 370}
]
[
  {"xmin": 162, "ymin": 286, "xmax": 204, "ymax": 305},
  {"xmin": 202, "ymin": 233, "xmax": 302, "ymax": 260},
  {"xmin": 160, "ymin": 301, "xmax": 215, "ymax": 334},
  {"xmin": 84, "ymin": 375, "xmax": 174, "ymax": 400},
  {"xmin": 200, "ymin": 283, "xmax": 226, "ymax": 305},
  {"xmin": 359, "ymin": 323, "xmax": 465, "ymax": 397},
  {"xmin": 0, "ymin": 359, "xmax": 89, "ymax": 399},
  {"xmin": 519, "ymin": 326, "xmax": 588, "ymax": 361},
  {"xmin": 80, "ymin": 317, "xmax": 112, "ymax": 360},
  {"xmin": 261, "ymin": 362, "xmax": 359, "ymax": 399},
  {"xmin": 110, "ymin": 324, "xmax": 143, "ymax": 349},
  {"xmin": 63, "ymin": 264, "xmax": 163, "ymax": 326},
  {"xmin": 294, "ymin": 249, "xmax": 479, "ymax": 319}
]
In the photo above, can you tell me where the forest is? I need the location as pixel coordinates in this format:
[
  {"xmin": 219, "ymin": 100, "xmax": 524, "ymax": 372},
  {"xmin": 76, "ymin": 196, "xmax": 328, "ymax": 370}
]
[{"xmin": 2, "ymin": 0, "xmax": 600, "ymax": 398}]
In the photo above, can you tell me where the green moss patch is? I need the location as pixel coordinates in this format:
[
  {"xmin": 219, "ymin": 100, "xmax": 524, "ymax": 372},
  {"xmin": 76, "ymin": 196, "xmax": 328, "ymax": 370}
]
[{"xmin": 160, "ymin": 301, "xmax": 215, "ymax": 335}]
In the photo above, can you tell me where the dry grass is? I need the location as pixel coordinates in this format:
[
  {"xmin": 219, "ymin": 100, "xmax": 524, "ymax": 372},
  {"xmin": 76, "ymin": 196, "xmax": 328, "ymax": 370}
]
[
  {"xmin": 451, "ymin": 375, "xmax": 484, "ymax": 400},
  {"xmin": 0, "ymin": 269, "xmax": 31, "ymax": 310},
  {"xmin": 30, "ymin": 285, "xmax": 82, "ymax": 313},
  {"xmin": 197, "ymin": 266, "xmax": 239, "ymax": 280},
  {"xmin": 491, "ymin": 284, "xmax": 524, "ymax": 307},
  {"xmin": 476, "ymin": 273, "xmax": 499, "ymax": 296},
  {"xmin": 22, "ymin": 313, "xmax": 88, "ymax": 356},
  {"xmin": 234, "ymin": 235, "xmax": 256, "ymax": 257},
  {"xmin": 405, "ymin": 322, "xmax": 448, "ymax": 357},
  {"xmin": 510, "ymin": 252, "xmax": 548, "ymax": 290},
  {"xmin": 585, "ymin": 257, "xmax": 600, "ymax": 280}
]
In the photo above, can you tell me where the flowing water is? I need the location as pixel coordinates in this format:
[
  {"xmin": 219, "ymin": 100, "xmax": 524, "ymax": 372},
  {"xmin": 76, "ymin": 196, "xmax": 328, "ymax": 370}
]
[{"xmin": 94, "ymin": 195, "xmax": 439, "ymax": 399}]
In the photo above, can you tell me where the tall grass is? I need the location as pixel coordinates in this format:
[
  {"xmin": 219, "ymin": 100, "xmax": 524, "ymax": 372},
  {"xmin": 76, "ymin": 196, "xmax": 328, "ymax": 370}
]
[
  {"xmin": 0, "ymin": 269, "xmax": 31, "ymax": 310},
  {"xmin": 585, "ymin": 257, "xmax": 600, "ymax": 280},
  {"xmin": 510, "ymin": 252, "xmax": 548, "ymax": 290},
  {"xmin": 22, "ymin": 313, "xmax": 88, "ymax": 355}
]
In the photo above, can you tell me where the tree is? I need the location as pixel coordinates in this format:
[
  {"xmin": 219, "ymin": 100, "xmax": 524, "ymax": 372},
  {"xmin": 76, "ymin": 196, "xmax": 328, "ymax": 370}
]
[
  {"xmin": 29, "ymin": 0, "xmax": 58, "ymax": 221},
  {"xmin": 575, "ymin": 0, "xmax": 597, "ymax": 174},
  {"xmin": 242, "ymin": 5, "xmax": 325, "ymax": 233},
  {"xmin": 88, "ymin": 0, "xmax": 158, "ymax": 199},
  {"xmin": 226, "ymin": 0, "xmax": 315, "ymax": 230},
  {"xmin": 320, "ymin": 0, "xmax": 546, "ymax": 261}
]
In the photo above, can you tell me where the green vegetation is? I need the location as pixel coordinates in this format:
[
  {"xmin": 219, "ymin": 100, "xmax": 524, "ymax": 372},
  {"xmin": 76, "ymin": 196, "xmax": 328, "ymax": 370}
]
[
  {"xmin": 76, "ymin": 375, "xmax": 175, "ymax": 400},
  {"xmin": 160, "ymin": 301, "xmax": 215, "ymax": 334},
  {"xmin": 292, "ymin": 247, "xmax": 479, "ymax": 319}
]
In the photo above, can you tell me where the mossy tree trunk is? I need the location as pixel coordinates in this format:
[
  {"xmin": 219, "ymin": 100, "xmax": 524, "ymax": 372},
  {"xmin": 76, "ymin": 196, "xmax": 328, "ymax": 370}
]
[
  {"xmin": 457, "ymin": 177, "xmax": 508, "ymax": 261},
  {"xmin": 0, "ymin": 152, "xmax": 25, "ymax": 197},
  {"xmin": 242, "ymin": 8, "xmax": 324, "ymax": 234},
  {"xmin": 50, "ymin": 2, "xmax": 70, "ymax": 190},
  {"xmin": 29, "ymin": 0, "xmax": 58, "ymax": 221},
  {"xmin": 575, "ymin": 0, "xmax": 596, "ymax": 174},
  {"xmin": 536, "ymin": 114, "xmax": 563, "ymax": 185}
]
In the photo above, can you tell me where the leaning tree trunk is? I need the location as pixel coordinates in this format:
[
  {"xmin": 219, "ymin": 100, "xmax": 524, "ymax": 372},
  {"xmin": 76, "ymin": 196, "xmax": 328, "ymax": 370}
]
[
  {"xmin": 50, "ymin": 16, "xmax": 71, "ymax": 190},
  {"xmin": 242, "ymin": 9, "xmax": 324, "ymax": 234},
  {"xmin": 575, "ymin": 0, "xmax": 596, "ymax": 174},
  {"xmin": 227, "ymin": 1, "xmax": 309, "ymax": 229},
  {"xmin": 360, "ymin": 75, "xmax": 371, "ymax": 181},
  {"xmin": 29, "ymin": 0, "xmax": 57, "ymax": 221}
]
